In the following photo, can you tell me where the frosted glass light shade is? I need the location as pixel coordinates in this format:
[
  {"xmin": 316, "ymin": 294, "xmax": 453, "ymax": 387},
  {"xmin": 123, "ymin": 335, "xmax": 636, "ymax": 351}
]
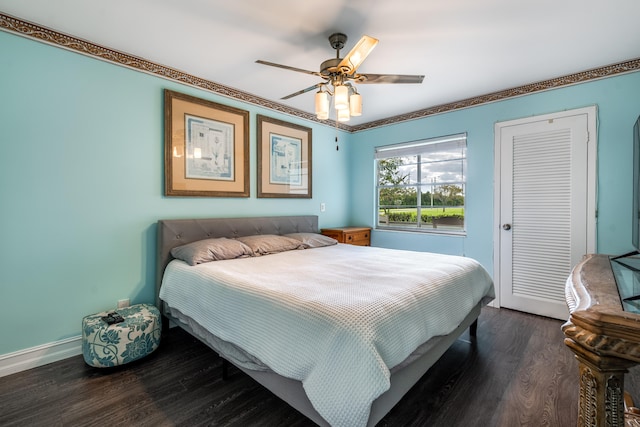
[
  {"xmin": 334, "ymin": 85, "xmax": 349, "ymax": 110},
  {"xmin": 315, "ymin": 91, "xmax": 329, "ymax": 119},
  {"xmin": 349, "ymin": 93, "xmax": 362, "ymax": 116},
  {"xmin": 337, "ymin": 107, "xmax": 350, "ymax": 122}
]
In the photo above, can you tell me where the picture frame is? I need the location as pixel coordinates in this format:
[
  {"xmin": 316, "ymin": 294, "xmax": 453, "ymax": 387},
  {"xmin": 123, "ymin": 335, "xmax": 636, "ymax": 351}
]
[
  {"xmin": 257, "ymin": 114, "xmax": 312, "ymax": 198},
  {"xmin": 164, "ymin": 89, "xmax": 249, "ymax": 197}
]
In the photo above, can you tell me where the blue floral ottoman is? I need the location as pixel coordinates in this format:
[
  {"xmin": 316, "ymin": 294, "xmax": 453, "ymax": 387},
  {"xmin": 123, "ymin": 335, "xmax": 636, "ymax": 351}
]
[{"xmin": 82, "ymin": 303, "xmax": 162, "ymax": 368}]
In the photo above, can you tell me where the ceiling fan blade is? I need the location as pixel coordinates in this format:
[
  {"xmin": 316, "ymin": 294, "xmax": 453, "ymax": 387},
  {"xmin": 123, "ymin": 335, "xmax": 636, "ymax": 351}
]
[
  {"xmin": 281, "ymin": 83, "xmax": 323, "ymax": 100},
  {"xmin": 337, "ymin": 35, "xmax": 379, "ymax": 75},
  {"xmin": 356, "ymin": 73, "xmax": 425, "ymax": 84},
  {"xmin": 256, "ymin": 60, "xmax": 320, "ymax": 77}
]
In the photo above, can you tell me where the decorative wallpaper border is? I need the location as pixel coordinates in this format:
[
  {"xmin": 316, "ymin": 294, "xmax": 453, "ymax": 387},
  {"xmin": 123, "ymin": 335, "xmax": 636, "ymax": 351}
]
[
  {"xmin": 0, "ymin": 12, "xmax": 342, "ymax": 128},
  {"xmin": 351, "ymin": 58, "xmax": 640, "ymax": 132},
  {"xmin": 2, "ymin": 12, "xmax": 639, "ymax": 133}
]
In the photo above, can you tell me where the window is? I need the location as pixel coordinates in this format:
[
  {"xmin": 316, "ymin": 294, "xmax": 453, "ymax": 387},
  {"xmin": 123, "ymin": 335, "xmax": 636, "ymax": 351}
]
[{"xmin": 375, "ymin": 133, "xmax": 467, "ymax": 233}]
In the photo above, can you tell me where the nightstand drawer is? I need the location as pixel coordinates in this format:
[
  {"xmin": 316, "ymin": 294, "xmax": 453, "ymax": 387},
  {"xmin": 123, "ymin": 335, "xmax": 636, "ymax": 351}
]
[
  {"xmin": 321, "ymin": 227, "xmax": 371, "ymax": 246},
  {"xmin": 345, "ymin": 229, "xmax": 370, "ymax": 246}
]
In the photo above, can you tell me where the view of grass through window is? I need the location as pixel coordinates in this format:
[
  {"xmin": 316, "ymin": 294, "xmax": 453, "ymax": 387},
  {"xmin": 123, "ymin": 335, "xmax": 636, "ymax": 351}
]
[{"xmin": 375, "ymin": 134, "xmax": 467, "ymax": 233}]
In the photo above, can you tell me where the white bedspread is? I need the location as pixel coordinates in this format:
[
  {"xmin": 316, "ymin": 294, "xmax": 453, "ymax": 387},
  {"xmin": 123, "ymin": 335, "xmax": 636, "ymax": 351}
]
[{"xmin": 159, "ymin": 244, "xmax": 494, "ymax": 427}]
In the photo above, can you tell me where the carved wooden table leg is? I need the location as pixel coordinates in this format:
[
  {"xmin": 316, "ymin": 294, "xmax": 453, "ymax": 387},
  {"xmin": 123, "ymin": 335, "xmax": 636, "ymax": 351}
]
[
  {"xmin": 565, "ymin": 338, "xmax": 635, "ymax": 427},
  {"xmin": 563, "ymin": 255, "xmax": 640, "ymax": 427}
]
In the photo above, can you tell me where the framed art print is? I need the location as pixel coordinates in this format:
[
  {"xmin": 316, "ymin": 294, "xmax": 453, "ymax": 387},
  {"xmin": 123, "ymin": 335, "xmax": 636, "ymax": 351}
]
[
  {"xmin": 257, "ymin": 114, "xmax": 312, "ymax": 198},
  {"xmin": 164, "ymin": 90, "xmax": 249, "ymax": 197}
]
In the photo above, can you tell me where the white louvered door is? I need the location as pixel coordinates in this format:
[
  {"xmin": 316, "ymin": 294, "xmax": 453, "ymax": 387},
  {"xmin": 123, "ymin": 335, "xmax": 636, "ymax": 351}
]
[{"xmin": 495, "ymin": 107, "xmax": 596, "ymax": 320}]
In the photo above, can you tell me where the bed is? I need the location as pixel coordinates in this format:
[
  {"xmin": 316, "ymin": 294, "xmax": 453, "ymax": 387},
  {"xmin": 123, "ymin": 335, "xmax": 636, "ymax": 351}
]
[{"xmin": 156, "ymin": 215, "xmax": 494, "ymax": 427}]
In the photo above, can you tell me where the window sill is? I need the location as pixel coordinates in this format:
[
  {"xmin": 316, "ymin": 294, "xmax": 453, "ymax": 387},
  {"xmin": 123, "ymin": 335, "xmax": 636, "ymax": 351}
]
[{"xmin": 375, "ymin": 225, "xmax": 467, "ymax": 237}]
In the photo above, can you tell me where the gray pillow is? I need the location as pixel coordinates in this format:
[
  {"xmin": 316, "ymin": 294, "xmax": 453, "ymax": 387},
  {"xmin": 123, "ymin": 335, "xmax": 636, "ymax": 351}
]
[
  {"xmin": 285, "ymin": 232, "xmax": 338, "ymax": 248},
  {"xmin": 235, "ymin": 234, "xmax": 304, "ymax": 256},
  {"xmin": 171, "ymin": 237, "xmax": 253, "ymax": 266}
]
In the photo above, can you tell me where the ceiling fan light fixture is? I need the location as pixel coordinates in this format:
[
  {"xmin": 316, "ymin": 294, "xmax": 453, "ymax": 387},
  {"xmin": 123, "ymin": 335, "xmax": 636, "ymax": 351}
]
[
  {"xmin": 334, "ymin": 85, "xmax": 349, "ymax": 110},
  {"xmin": 256, "ymin": 32, "xmax": 423, "ymax": 125},
  {"xmin": 349, "ymin": 92, "xmax": 362, "ymax": 116}
]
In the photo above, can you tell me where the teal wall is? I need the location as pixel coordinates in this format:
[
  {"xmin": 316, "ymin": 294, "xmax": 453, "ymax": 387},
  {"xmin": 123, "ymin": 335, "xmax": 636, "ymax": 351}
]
[
  {"xmin": 0, "ymin": 31, "xmax": 350, "ymax": 354},
  {"xmin": 2, "ymin": 27, "xmax": 640, "ymax": 357},
  {"xmin": 348, "ymin": 71, "xmax": 640, "ymax": 273}
]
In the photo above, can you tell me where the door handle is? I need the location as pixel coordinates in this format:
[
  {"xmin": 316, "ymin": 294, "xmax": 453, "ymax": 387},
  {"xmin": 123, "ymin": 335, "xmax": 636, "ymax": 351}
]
[{"xmin": 502, "ymin": 224, "xmax": 512, "ymax": 231}]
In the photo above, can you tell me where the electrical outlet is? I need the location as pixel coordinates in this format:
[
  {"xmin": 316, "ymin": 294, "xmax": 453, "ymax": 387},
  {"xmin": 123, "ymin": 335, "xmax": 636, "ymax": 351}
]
[
  {"xmin": 117, "ymin": 298, "xmax": 130, "ymax": 309},
  {"xmin": 320, "ymin": 202, "xmax": 326, "ymax": 212}
]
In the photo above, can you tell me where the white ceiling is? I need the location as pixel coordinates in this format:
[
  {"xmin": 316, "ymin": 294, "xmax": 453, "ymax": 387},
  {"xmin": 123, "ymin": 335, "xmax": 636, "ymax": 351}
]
[{"xmin": 2, "ymin": 0, "xmax": 640, "ymax": 126}]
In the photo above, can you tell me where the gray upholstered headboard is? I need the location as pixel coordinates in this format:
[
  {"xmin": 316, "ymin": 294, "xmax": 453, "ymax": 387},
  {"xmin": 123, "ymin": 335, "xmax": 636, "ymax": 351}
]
[{"xmin": 155, "ymin": 215, "xmax": 319, "ymax": 309}]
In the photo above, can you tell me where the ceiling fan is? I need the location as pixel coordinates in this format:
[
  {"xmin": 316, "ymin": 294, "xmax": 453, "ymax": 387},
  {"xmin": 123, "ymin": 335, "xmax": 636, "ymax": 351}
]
[{"xmin": 256, "ymin": 33, "xmax": 424, "ymax": 121}]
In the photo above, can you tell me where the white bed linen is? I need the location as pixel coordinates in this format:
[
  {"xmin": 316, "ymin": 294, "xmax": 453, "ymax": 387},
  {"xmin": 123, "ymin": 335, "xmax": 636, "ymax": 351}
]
[{"xmin": 159, "ymin": 244, "xmax": 494, "ymax": 427}]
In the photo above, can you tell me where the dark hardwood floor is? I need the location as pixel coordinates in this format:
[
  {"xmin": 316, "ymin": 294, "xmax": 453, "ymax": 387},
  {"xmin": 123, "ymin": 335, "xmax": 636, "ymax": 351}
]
[{"xmin": 3, "ymin": 307, "xmax": 640, "ymax": 427}]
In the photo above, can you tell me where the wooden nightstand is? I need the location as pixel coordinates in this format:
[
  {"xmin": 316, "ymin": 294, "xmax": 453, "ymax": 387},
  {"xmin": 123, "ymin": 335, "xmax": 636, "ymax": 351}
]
[{"xmin": 321, "ymin": 226, "xmax": 371, "ymax": 246}]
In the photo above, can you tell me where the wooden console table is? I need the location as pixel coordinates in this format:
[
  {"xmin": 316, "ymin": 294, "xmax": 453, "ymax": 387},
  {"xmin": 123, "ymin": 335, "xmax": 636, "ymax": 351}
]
[{"xmin": 563, "ymin": 253, "xmax": 640, "ymax": 427}]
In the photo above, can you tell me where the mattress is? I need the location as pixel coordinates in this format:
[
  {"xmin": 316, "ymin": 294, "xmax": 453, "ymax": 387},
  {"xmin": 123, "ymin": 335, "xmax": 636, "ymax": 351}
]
[{"xmin": 159, "ymin": 244, "xmax": 494, "ymax": 427}]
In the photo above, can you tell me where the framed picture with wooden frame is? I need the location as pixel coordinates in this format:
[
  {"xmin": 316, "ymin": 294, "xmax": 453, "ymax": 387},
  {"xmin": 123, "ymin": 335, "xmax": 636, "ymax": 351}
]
[
  {"xmin": 257, "ymin": 114, "xmax": 312, "ymax": 198},
  {"xmin": 164, "ymin": 89, "xmax": 250, "ymax": 197}
]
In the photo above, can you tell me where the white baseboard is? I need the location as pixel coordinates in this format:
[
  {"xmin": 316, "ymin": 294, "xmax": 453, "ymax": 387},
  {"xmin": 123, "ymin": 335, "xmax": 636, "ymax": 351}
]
[{"xmin": 0, "ymin": 336, "xmax": 82, "ymax": 378}]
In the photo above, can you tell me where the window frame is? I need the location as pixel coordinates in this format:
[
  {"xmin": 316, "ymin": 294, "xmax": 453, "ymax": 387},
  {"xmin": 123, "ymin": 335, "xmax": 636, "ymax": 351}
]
[{"xmin": 374, "ymin": 133, "xmax": 467, "ymax": 235}]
